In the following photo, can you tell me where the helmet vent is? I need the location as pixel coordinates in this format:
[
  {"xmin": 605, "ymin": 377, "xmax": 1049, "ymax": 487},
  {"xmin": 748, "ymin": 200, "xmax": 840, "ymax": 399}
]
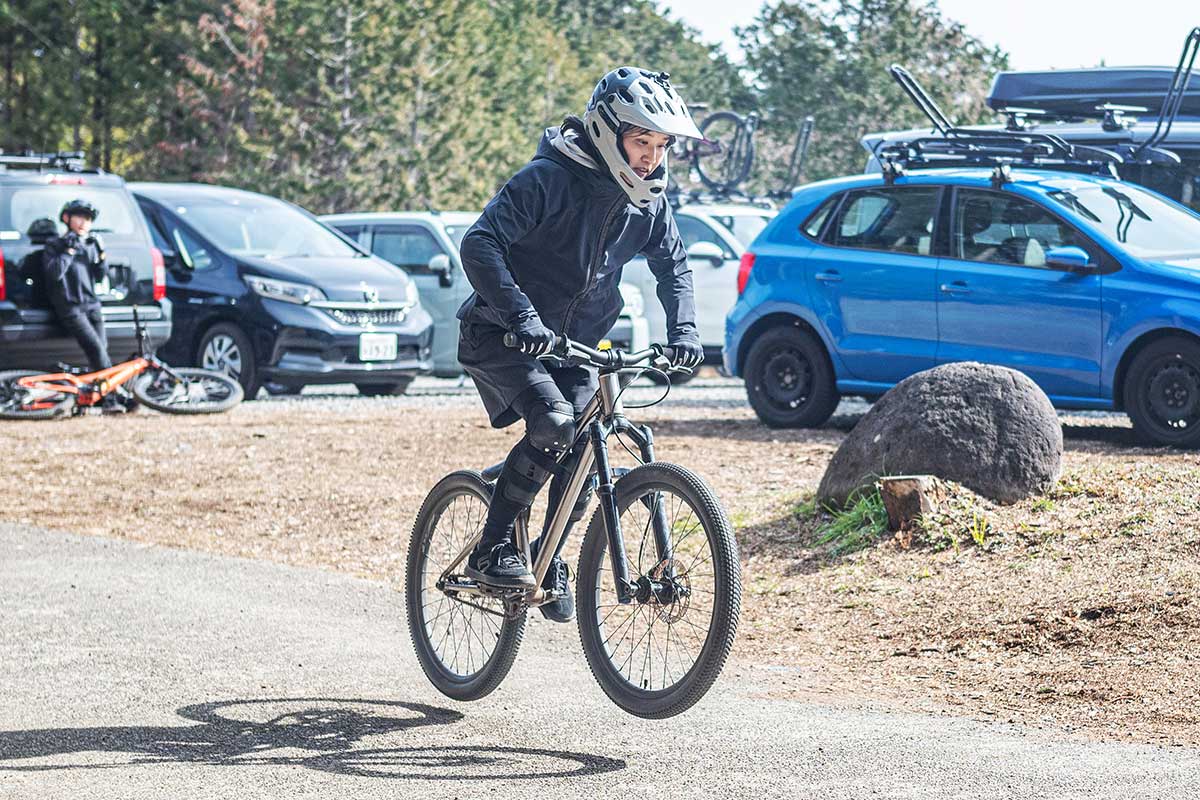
[
  {"xmin": 638, "ymin": 80, "xmax": 654, "ymax": 95},
  {"xmin": 642, "ymin": 98, "xmax": 656, "ymax": 114},
  {"xmin": 663, "ymin": 101, "xmax": 675, "ymax": 115},
  {"xmin": 619, "ymin": 172, "xmax": 635, "ymax": 188},
  {"xmin": 618, "ymin": 87, "xmax": 635, "ymax": 104},
  {"xmin": 591, "ymin": 121, "xmax": 601, "ymax": 138},
  {"xmin": 650, "ymin": 185, "xmax": 662, "ymax": 194},
  {"xmin": 617, "ymin": 68, "xmax": 630, "ymax": 78}
]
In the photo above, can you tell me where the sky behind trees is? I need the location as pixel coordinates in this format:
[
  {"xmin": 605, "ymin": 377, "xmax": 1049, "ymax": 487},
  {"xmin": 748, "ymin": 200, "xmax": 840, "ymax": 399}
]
[{"xmin": 665, "ymin": 0, "xmax": 1198, "ymax": 70}]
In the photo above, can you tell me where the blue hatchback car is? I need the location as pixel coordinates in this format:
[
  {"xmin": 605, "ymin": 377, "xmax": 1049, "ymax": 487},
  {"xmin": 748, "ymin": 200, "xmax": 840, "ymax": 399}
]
[{"xmin": 725, "ymin": 165, "xmax": 1200, "ymax": 447}]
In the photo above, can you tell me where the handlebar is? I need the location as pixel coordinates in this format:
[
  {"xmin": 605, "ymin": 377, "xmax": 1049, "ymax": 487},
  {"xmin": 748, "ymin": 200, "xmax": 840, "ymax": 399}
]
[{"xmin": 502, "ymin": 333, "xmax": 678, "ymax": 371}]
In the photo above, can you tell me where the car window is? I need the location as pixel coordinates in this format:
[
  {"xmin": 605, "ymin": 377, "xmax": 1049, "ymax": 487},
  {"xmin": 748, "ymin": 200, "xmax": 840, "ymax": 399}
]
[
  {"xmin": 172, "ymin": 224, "xmax": 215, "ymax": 271},
  {"xmin": 331, "ymin": 224, "xmax": 363, "ymax": 244},
  {"xmin": 829, "ymin": 187, "xmax": 939, "ymax": 256},
  {"xmin": 166, "ymin": 194, "xmax": 358, "ymax": 259},
  {"xmin": 954, "ymin": 189, "xmax": 1093, "ymax": 269},
  {"xmin": 709, "ymin": 213, "xmax": 770, "ymax": 247},
  {"xmin": 676, "ymin": 216, "xmax": 734, "ymax": 258},
  {"xmin": 1045, "ymin": 183, "xmax": 1200, "ymax": 260},
  {"xmin": 140, "ymin": 206, "xmax": 173, "ymax": 253},
  {"xmin": 442, "ymin": 223, "xmax": 473, "ymax": 251},
  {"xmin": 801, "ymin": 195, "xmax": 839, "ymax": 240},
  {"xmin": 9, "ymin": 187, "xmax": 140, "ymax": 236},
  {"xmin": 372, "ymin": 226, "xmax": 444, "ymax": 274}
]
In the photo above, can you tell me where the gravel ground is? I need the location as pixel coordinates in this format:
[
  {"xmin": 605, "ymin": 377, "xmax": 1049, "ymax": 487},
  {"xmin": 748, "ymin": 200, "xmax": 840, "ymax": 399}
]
[{"xmin": 2, "ymin": 375, "xmax": 1197, "ymax": 746}]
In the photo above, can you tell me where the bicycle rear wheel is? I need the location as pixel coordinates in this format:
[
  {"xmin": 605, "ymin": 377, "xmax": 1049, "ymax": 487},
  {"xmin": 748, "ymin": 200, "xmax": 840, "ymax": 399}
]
[
  {"xmin": 576, "ymin": 462, "xmax": 741, "ymax": 718},
  {"xmin": 406, "ymin": 470, "xmax": 526, "ymax": 701},
  {"xmin": 132, "ymin": 367, "xmax": 243, "ymax": 414},
  {"xmin": 0, "ymin": 370, "xmax": 76, "ymax": 420},
  {"xmin": 695, "ymin": 111, "xmax": 755, "ymax": 193}
]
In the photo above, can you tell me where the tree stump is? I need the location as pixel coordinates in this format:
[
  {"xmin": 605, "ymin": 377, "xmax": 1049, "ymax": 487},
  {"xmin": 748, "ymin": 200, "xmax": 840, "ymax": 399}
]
[{"xmin": 879, "ymin": 476, "xmax": 943, "ymax": 532}]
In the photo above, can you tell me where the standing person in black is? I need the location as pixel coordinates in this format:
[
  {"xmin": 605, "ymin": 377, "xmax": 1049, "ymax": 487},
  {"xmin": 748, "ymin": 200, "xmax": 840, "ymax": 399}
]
[
  {"xmin": 44, "ymin": 199, "xmax": 112, "ymax": 373},
  {"xmin": 456, "ymin": 66, "xmax": 705, "ymax": 623}
]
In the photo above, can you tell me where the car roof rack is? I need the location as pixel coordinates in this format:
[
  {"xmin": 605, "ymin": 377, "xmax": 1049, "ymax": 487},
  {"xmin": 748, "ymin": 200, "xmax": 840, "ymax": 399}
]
[
  {"xmin": 881, "ymin": 65, "xmax": 1127, "ymax": 181},
  {"xmin": 0, "ymin": 150, "xmax": 98, "ymax": 173}
]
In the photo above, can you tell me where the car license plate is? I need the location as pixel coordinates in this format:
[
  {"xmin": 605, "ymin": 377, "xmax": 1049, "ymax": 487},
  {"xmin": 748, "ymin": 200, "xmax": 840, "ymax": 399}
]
[{"xmin": 359, "ymin": 333, "xmax": 398, "ymax": 361}]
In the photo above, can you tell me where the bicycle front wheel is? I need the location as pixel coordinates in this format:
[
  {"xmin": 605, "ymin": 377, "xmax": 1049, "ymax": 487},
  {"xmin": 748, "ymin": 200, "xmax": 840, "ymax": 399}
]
[
  {"xmin": 577, "ymin": 462, "xmax": 741, "ymax": 718},
  {"xmin": 132, "ymin": 367, "xmax": 243, "ymax": 414},
  {"xmin": 406, "ymin": 470, "xmax": 526, "ymax": 701},
  {"xmin": 0, "ymin": 370, "xmax": 76, "ymax": 420},
  {"xmin": 695, "ymin": 111, "xmax": 755, "ymax": 193}
]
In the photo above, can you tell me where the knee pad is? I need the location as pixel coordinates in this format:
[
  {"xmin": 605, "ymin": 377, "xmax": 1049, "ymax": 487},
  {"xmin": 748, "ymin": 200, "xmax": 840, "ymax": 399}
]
[
  {"xmin": 526, "ymin": 400, "xmax": 577, "ymax": 456},
  {"xmin": 499, "ymin": 437, "xmax": 561, "ymax": 507}
]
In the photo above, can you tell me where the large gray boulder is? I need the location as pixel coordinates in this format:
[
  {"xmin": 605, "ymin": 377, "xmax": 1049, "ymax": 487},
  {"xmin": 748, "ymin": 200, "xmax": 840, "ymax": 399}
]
[{"xmin": 817, "ymin": 362, "xmax": 1062, "ymax": 507}]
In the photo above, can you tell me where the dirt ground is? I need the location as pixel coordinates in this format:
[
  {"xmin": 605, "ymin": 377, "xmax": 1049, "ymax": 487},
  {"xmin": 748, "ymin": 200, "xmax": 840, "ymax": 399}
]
[{"xmin": 3, "ymin": 381, "xmax": 1198, "ymax": 745}]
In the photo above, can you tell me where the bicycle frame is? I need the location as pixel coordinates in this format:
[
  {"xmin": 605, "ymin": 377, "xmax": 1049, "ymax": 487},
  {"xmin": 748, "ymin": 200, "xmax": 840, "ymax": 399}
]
[
  {"xmin": 18, "ymin": 357, "xmax": 153, "ymax": 407},
  {"xmin": 439, "ymin": 368, "xmax": 671, "ymax": 609}
]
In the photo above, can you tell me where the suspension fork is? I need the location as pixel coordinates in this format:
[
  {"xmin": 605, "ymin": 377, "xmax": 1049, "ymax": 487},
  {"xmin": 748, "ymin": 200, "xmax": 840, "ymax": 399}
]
[
  {"xmin": 591, "ymin": 420, "xmax": 636, "ymax": 604},
  {"xmin": 615, "ymin": 419, "xmax": 674, "ymax": 569}
]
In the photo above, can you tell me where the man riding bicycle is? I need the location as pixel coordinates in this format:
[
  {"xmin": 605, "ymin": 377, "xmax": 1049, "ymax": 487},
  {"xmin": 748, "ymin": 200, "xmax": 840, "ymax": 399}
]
[{"xmin": 456, "ymin": 66, "xmax": 705, "ymax": 623}]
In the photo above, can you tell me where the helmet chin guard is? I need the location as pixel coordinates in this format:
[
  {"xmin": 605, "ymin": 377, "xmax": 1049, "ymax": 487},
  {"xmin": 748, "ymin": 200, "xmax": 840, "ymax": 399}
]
[{"xmin": 583, "ymin": 66, "xmax": 702, "ymax": 208}]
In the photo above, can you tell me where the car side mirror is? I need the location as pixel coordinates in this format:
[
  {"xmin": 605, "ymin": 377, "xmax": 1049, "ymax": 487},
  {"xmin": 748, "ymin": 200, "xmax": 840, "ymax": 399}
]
[
  {"xmin": 687, "ymin": 241, "xmax": 726, "ymax": 266},
  {"xmin": 1045, "ymin": 245, "xmax": 1094, "ymax": 271},
  {"xmin": 428, "ymin": 253, "xmax": 453, "ymax": 287}
]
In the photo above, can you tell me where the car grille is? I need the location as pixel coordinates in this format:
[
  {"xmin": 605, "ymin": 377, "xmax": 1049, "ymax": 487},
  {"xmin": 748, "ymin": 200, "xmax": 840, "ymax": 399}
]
[{"xmin": 325, "ymin": 307, "xmax": 409, "ymax": 327}]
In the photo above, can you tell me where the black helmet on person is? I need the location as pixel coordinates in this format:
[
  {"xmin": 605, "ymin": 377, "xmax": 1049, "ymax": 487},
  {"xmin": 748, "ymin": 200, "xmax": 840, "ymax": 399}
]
[{"xmin": 60, "ymin": 198, "xmax": 99, "ymax": 223}]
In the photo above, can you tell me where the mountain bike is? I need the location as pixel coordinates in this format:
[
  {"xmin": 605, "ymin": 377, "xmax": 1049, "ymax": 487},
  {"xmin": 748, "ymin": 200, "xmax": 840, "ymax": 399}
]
[
  {"xmin": 672, "ymin": 108, "xmax": 815, "ymax": 199},
  {"xmin": 406, "ymin": 336, "xmax": 741, "ymax": 719},
  {"xmin": 0, "ymin": 310, "xmax": 243, "ymax": 419}
]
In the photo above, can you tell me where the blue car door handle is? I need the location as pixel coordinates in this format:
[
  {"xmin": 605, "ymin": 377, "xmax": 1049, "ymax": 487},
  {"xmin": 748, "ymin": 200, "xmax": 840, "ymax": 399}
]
[
  {"xmin": 815, "ymin": 271, "xmax": 842, "ymax": 283},
  {"xmin": 940, "ymin": 281, "xmax": 971, "ymax": 295}
]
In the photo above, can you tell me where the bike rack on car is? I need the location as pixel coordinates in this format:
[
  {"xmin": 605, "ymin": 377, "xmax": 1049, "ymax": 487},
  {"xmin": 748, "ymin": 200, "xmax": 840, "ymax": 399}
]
[{"xmin": 879, "ymin": 65, "xmax": 1130, "ymax": 184}]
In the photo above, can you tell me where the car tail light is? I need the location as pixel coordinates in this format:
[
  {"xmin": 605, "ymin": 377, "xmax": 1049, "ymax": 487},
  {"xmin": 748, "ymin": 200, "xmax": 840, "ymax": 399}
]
[
  {"xmin": 151, "ymin": 247, "xmax": 166, "ymax": 300},
  {"xmin": 737, "ymin": 251, "xmax": 756, "ymax": 296},
  {"xmin": 0, "ymin": 247, "xmax": 6, "ymax": 301}
]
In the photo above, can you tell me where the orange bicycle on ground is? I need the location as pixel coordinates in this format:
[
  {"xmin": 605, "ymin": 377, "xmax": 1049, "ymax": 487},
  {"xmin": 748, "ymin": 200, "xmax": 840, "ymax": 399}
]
[{"xmin": 0, "ymin": 310, "xmax": 243, "ymax": 420}]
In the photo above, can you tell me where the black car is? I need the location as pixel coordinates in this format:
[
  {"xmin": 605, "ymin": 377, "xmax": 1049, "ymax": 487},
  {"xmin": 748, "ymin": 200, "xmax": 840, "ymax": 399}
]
[
  {"xmin": 0, "ymin": 152, "xmax": 171, "ymax": 369},
  {"xmin": 130, "ymin": 183, "xmax": 433, "ymax": 398}
]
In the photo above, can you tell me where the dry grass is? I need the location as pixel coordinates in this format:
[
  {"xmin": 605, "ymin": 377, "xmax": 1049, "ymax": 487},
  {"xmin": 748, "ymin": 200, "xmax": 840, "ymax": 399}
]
[{"xmin": 2, "ymin": 395, "xmax": 1198, "ymax": 744}]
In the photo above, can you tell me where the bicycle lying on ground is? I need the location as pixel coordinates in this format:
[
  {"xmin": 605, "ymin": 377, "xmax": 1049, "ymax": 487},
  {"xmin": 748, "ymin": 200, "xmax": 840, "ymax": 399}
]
[
  {"xmin": 0, "ymin": 310, "xmax": 243, "ymax": 419},
  {"xmin": 406, "ymin": 336, "xmax": 742, "ymax": 718}
]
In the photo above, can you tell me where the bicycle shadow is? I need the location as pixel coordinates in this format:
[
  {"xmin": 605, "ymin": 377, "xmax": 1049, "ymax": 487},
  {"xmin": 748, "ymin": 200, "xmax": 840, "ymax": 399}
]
[{"xmin": 0, "ymin": 697, "xmax": 625, "ymax": 780}]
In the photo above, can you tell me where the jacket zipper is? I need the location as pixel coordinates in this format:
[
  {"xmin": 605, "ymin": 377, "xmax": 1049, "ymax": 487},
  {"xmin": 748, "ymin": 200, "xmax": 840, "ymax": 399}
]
[{"xmin": 561, "ymin": 195, "xmax": 625, "ymax": 339}]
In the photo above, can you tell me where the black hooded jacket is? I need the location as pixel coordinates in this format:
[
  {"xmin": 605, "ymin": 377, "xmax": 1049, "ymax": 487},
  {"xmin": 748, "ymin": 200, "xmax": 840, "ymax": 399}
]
[
  {"xmin": 456, "ymin": 124, "xmax": 698, "ymax": 348},
  {"xmin": 44, "ymin": 233, "xmax": 107, "ymax": 315}
]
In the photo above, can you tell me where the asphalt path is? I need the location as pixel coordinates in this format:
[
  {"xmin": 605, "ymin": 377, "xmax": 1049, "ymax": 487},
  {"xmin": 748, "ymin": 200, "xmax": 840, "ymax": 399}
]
[{"xmin": 1, "ymin": 524, "xmax": 1195, "ymax": 799}]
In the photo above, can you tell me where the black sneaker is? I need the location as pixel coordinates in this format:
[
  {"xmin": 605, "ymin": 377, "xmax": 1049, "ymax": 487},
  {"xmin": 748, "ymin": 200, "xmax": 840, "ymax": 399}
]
[
  {"xmin": 538, "ymin": 556, "xmax": 575, "ymax": 623},
  {"xmin": 465, "ymin": 541, "xmax": 535, "ymax": 588}
]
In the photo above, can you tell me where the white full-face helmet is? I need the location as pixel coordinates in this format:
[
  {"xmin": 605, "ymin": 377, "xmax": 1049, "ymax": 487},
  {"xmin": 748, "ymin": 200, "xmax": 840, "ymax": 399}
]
[{"xmin": 582, "ymin": 67, "xmax": 703, "ymax": 208}]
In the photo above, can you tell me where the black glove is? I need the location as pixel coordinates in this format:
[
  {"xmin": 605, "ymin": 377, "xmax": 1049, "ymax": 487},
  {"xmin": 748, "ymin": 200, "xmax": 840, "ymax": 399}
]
[
  {"xmin": 63, "ymin": 231, "xmax": 83, "ymax": 251},
  {"xmin": 511, "ymin": 314, "xmax": 556, "ymax": 356},
  {"xmin": 86, "ymin": 233, "xmax": 106, "ymax": 260},
  {"xmin": 667, "ymin": 339, "xmax": 703, "ymax": 372}
]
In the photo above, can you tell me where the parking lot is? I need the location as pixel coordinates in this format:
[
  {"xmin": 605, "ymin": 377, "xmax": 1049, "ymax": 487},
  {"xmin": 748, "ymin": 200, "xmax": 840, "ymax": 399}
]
[{"xmin": 3, "ymin": 376, "xmax": 1198, "ymax": 745}]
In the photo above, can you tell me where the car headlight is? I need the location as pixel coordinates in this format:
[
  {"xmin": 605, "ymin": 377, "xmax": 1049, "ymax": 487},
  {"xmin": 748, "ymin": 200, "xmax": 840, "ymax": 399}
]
[
  {"xmin": 405, "ymin": 279, "xmax": 419, "ymax": 306},
  {"xmin": 243, "ymin": 275, "xmax": 326, "ymax": 305},
  {"xmin": 619, "ymin": 283, "xmax": 645, "ymax": 318}
]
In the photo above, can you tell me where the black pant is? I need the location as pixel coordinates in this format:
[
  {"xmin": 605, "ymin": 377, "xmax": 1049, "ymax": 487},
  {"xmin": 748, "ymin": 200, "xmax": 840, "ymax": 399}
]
[
  {"xmin": 59, "ymin": 306, "xmax": 111, "ymax": 371},
  {"xmin": 480, "ymin": 365, "xmax": 598, "ymax": 551}
]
